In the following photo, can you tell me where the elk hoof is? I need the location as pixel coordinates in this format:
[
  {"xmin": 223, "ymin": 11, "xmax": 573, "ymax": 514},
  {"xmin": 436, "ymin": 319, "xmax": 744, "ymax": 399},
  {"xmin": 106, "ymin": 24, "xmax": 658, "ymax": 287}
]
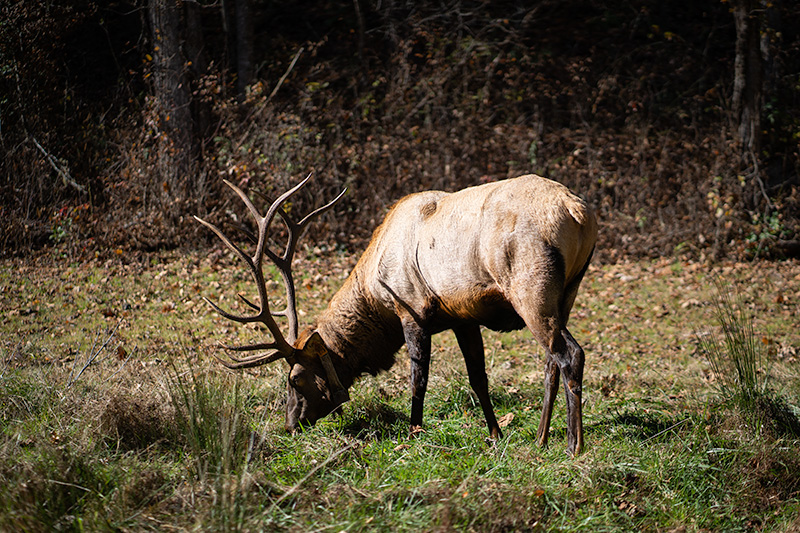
[{"xmin": 565, "ymin": 442, "xmax": 582, "ymax": 457}]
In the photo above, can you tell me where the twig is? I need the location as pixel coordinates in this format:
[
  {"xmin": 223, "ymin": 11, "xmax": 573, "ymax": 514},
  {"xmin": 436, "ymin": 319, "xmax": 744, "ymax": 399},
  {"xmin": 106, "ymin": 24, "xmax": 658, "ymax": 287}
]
[
  {"xmin": 67, "ymin": 319, "xmax": 124, "ymax": 389},
  {"xmin": 642, "ymin": 418, "xmax": 690, "ymax": 443},
  {"xmin": 353, "ymin": 0, "xmax": 365, "ymax": 75},
  {"xmin": 69, "ymin": 327, "xmax": 102, "ymax": 385},
  {"xmin": 753, "ymin": 170, "xmax": 773, "ymax": 211},
  {"xmin": 268, "ymin": 47, "xmax": 304, "ymax": 102},
  {"xmin": 0, "ymin": 341, "xmax": 25, "ymax": 376},
  {"xmin": 269, "ymin": 440, "xmax": 358, "ymax": 511},
  {"xmin": 236, "ymin": 46, "xmax": 304, "ymax": 149},
  {"xmin": 29, "ymin": 135, "xmax": 87, "ymax": 193},
  {"xmin": 742, "ymin": 149, "xmax": 773, "ymax": 210},
  {"xmin": 46, "ymin": 479, "xmax": 91, "ymax": 492},
  {"xmin": 103, "ymin": 345, "xmax": 136, "ymax": 383}
]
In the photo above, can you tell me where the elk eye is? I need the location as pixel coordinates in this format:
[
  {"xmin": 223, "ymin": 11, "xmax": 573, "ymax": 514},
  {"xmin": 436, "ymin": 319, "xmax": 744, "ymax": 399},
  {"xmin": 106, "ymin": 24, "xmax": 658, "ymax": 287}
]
[{"xmin": 291, "ymin": 375, "xmax": 305, "ymax": 388}]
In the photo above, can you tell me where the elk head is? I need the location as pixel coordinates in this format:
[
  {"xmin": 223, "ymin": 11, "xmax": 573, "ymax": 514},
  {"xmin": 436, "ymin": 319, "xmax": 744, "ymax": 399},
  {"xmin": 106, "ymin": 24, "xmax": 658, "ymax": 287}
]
[{"xmin": 194, "ymin": 174, "xmax": 348, "ymax": 431}]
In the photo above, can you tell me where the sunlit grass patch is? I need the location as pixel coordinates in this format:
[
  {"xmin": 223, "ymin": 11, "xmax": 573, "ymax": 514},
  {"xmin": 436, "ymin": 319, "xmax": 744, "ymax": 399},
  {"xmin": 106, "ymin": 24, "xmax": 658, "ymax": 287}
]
[
  {"xmin": 1, "ymin": 253, "xmax": 799, "ymax": 530},
  {"xmin": 697, "ymin": 278, "xmax": 800, "ymax": 438}
]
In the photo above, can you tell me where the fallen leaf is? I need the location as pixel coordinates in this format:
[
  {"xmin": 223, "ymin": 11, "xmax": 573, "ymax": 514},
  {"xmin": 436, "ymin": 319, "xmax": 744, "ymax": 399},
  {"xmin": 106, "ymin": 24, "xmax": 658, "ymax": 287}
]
[
  {"xmin": 498, "ymin": 412, "xmax": 515, "ymax": 428},
  {"xmin": 681, "ymin": 298, "xmax": 701, "ymax": 309}
]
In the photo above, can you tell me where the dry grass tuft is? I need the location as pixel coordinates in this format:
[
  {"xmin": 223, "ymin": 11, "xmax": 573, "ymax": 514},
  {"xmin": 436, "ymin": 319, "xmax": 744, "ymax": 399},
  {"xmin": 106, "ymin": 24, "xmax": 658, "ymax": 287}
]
[{"xmin": 101, "ymin": 391, "xmax": 175, "ymax": 450}]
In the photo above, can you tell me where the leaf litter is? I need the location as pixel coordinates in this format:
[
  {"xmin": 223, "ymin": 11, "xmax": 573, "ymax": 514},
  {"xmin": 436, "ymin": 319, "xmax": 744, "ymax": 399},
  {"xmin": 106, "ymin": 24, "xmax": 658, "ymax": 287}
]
[{"xmin": 1, "ymin": 251, "xmax": 798, "ymax": 404}]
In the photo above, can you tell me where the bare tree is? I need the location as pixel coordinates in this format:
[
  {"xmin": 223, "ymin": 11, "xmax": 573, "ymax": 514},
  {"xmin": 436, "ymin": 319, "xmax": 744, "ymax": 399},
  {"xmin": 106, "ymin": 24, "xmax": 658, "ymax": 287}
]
[
  {"xmin": 731, "ymin": 0, "xmax": 763, "ymax": 156},
  {"xmin": 222, "ymin": 0, "xmax": 254, "ymax": 100},
  {"xmin": 148, "ymin": 0, "xmax": 195, "ymax": 204}
]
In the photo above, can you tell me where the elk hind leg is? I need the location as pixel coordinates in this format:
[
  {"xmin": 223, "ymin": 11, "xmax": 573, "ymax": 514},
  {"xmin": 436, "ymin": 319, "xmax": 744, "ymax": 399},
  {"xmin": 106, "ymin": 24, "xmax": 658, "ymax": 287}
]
[
  {"xmin": 559, "ymin": 328, "xmax": 584, "ymax": 456},
  {"xmin": 531, "ymin": 321, "xmax": 584, "ymax": 456},
  {"xmin": 513, "ymin": 268, "xmax": 584, "ymax": 454},
  {"xmin": 536, "ymin": 351, "xmax": 560, "ymax": 448}
]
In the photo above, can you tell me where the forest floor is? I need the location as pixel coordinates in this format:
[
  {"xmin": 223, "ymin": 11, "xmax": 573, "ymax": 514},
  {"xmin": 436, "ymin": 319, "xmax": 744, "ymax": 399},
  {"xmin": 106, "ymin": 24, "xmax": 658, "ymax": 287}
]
[{"xmin": 1, "ymin": 249, "xmax": 799, "ymax": 531}]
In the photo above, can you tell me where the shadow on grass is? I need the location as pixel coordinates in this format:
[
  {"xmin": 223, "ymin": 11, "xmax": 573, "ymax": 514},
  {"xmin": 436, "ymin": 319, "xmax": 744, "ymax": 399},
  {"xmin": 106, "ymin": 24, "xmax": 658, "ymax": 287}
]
[
  {"xmin": 588, "ymin": 408, "xmax": 692, "ymax": 442},
  {"xmin": 718, "ymin": 393, "xmax": 800, "ymax": 439},
  {"xmin": 756, "ymin": 394, "xmax": 800, "ymax": 437},
  {"xmin": 340, "ymin": 398, "xmax": 410, "ymax": 440}
]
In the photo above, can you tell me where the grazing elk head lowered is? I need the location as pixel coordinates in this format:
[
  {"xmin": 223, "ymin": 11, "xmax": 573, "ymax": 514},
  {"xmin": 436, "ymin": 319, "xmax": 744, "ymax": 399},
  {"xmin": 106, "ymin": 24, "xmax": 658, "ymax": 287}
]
[{"xmin": 196, "ymin": 173, "xmax": 597, "ymax": 456}]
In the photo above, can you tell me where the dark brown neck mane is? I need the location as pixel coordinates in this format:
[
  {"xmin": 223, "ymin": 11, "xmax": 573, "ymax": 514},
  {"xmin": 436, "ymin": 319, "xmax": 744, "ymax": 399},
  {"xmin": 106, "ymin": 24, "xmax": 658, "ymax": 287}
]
[{"xmin": 315, "ymin": 268, "xmax": 405, "ymax": 388}]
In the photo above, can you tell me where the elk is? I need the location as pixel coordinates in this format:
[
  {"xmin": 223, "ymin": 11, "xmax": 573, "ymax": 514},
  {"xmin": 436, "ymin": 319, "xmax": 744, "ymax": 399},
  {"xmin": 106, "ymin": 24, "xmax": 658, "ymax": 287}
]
[{"xmin": 195, "ymin": 173, "xmax": 597, "ymax": 456}]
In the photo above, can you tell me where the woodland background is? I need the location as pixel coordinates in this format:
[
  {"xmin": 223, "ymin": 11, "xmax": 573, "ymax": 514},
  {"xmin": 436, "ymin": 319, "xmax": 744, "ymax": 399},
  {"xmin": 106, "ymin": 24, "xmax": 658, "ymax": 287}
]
[
  {"xmin": 3, "ymin": 3, "xmax": 800, "ymax": 530},
  {"xmin": 1, "ymin": 0, "xmax": 799, "ymax": 262}
]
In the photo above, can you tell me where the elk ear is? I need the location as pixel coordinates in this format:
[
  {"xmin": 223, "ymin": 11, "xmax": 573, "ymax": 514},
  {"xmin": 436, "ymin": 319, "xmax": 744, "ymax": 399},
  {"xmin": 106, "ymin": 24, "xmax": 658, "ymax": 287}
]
[
  {"xmin": 301, "ymin": 331, "xmax": 350, "ymax": 407},
  {"xmin": 299, "ymin": 331, "xmax": 328, "ymax": 359}
]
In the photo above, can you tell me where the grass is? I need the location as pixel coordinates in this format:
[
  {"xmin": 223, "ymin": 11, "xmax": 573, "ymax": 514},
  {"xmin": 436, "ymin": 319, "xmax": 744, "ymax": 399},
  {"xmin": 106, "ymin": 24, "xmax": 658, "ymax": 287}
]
[
  {"xmin": 1, "ymin": 250, "xmax": 799, "ymax": 531},
  {"xmin": 700, "ymin": 279, "xmax": 771, "ymax": 403},
  {"xmin": 697, "ymin": 278, "xmax": 800, "ymax": 440}
]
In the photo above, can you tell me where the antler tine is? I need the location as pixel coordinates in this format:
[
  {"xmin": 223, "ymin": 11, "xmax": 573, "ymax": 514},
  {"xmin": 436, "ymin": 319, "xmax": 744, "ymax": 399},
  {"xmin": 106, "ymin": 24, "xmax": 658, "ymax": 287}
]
[
  {"xmin": 221, "ymin": 342, "xmax": 280, "ymax": 352},
  {"xmin": 277, "ymin": 184, "xmax": 347, "ymax": 340},
  {"xmin": 262, "ymin": 172, "xmax": 314, "ymax": 242},
  {"xmin": 196, "ymin": 174, "xmax": 346, "ymax": 369},
  {"xmin": 195, "ymin": 182, "xmax": 297, "ymax": 364},
  {"xmin": 193, "ymin": 215, "xmax": 253, "ymax": 272},
  {"xmin": 222, "ymin": 179, "xmax": 264, "ymax": 229},
  {"xmin": 200, "ymin": 295, "xmax": 262, "ymax": 324},
  {"xmin": 251, "ymin": 172, "xmax": 347, "ymax": 342},
  {"xmin": 212, "ymin": 351, "xmax": 287, "ymax": 370},
  {"xmin": 297, "ymin": 186, "xmax": 348, "ymax": 229},
  {"xmin": 237, "ymin": 293, "xmax": 260, "ymax": 311}
]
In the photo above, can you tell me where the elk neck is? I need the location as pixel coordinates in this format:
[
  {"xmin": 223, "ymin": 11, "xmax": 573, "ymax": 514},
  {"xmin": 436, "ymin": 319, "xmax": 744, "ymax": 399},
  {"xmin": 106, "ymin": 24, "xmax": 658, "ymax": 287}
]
[{"xmin": 314, "ymin": 265, "xmax": 405, "ymax": 386}]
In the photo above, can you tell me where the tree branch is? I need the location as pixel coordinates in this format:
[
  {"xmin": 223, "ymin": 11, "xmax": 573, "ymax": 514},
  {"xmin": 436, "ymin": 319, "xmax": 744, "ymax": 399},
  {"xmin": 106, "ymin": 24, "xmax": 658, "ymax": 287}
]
[{"xmin": 29, "ymin": 135, "xmax": 86, "ymax": 194}]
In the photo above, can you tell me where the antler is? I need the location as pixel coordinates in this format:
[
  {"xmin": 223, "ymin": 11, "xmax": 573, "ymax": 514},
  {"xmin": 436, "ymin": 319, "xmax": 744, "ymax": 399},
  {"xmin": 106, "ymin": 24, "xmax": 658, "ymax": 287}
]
[{"xmin": 194, "ymin": 173, "xmax": 346, "ymax": 369}]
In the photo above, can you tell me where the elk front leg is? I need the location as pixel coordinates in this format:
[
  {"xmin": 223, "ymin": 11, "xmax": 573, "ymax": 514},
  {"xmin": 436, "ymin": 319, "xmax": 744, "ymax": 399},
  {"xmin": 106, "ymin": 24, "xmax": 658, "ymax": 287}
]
[
  {"xmin": 454, "ymin": 324, "xmax": 501, "ymax": 439},
  {"xmin": 536, "ymin": 351, "xmax": 560, "ymax": 448},
  {"xmin": 402, "ymin": 318, "xmax": 431, "ymax": 432}
]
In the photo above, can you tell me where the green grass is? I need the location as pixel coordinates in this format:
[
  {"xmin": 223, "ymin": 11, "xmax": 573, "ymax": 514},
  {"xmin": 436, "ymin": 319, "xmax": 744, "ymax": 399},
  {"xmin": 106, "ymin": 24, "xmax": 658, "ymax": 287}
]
[
  {"xmin": 697, "ymin": 278, "xmax": 800, "ymax": 442},
  {"xmin": 1, "ymin": 251, "xmax": 799, "ymax": 531}
]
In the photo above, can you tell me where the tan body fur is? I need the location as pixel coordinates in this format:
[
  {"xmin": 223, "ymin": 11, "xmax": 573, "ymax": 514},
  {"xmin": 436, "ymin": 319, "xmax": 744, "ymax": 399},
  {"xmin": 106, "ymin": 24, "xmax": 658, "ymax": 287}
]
[{"xmin": 301, "ymin": 174, "xmax": 597, "ymax": 455}]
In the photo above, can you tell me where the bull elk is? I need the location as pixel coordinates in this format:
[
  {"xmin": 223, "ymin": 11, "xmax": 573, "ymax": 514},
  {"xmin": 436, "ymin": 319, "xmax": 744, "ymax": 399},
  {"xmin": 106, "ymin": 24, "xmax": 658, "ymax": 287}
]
[{"xmin": 195, "ymin": 173, "xmax": 597, "ymax": 455}]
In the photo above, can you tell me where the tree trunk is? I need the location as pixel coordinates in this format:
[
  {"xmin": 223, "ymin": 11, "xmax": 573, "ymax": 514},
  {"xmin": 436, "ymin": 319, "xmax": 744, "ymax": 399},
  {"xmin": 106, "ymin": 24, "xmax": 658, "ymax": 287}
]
[
  {"xmin": 184, "ymin": 0, "xmax": 211, "ymax": 145},
  {"xmin": 148, "ymin": 0, "xmax": 194, "ymax": 204},
  {"xmin": 235, "ymin": 0, "xmax": 254, "ymax": 99},
  {"xmin": 731, "ymin": 0, "xmax": 763, "ymax": 155},
  {"xmin": 221, "ymin": 0, "xmax": 253, "ymax": 100}
]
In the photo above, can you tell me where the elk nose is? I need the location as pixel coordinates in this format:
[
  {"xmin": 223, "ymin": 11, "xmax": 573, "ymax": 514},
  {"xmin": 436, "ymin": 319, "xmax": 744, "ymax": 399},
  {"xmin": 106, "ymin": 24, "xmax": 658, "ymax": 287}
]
[{"xmin": 285, "ymin": 421, "xmax": 304, "ymax": 435}]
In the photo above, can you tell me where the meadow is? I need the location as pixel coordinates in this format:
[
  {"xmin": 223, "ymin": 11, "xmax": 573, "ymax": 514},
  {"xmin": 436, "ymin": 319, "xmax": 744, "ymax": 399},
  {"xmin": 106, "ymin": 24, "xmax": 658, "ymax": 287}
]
[{"xmin": 1, "ymin": 249, "xmax": 799, "ymax": 531}]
